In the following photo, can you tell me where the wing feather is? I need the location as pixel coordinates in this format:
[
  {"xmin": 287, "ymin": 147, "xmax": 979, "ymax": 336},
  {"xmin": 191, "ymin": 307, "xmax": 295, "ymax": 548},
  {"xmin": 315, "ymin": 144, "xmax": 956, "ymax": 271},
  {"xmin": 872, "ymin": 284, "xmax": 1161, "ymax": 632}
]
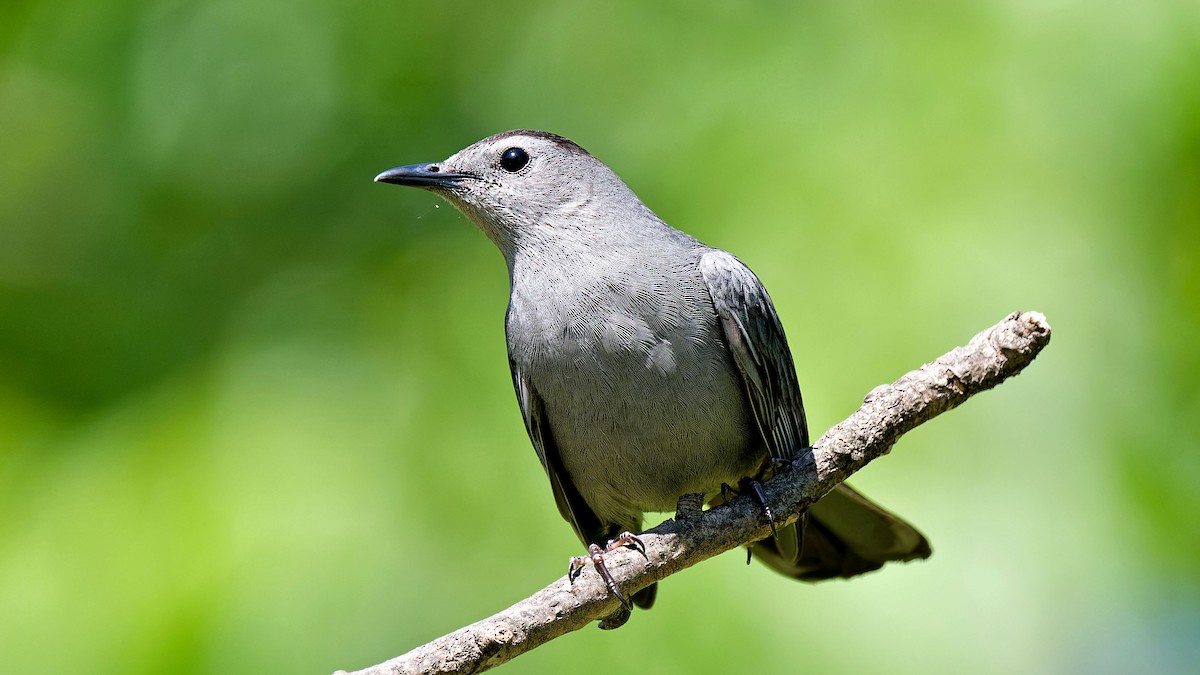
[
  {"xmin": 699, "ymin": 250, "xmax": 809, "ymax": 459},
  {"xmin": 700, "ymin": 249, "xmax": 931, "ymax": 579}
]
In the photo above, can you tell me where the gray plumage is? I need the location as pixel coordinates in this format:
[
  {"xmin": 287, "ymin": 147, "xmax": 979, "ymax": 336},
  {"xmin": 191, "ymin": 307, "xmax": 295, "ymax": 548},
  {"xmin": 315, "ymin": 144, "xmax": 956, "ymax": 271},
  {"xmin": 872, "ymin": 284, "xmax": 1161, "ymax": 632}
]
[{"xmin": 376, "ymin": 130, "xmax": 930, "ymax": 611}]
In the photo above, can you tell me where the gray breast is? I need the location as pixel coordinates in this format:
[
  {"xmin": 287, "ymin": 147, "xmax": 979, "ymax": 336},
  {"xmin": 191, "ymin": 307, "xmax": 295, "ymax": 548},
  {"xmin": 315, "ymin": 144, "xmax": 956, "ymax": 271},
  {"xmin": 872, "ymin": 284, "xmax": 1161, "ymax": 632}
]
[{"xmin": 506, "ymin": 245, "xmax": 762, "ymax": 525}]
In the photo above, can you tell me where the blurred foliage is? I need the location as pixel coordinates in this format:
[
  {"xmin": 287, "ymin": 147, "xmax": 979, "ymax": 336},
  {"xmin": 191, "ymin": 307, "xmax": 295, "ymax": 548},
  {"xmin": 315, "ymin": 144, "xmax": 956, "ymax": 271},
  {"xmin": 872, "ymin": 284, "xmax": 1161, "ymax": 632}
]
[{"xmin": 1, "ymin": 1, "xmax": 1198, "ymax": 673}]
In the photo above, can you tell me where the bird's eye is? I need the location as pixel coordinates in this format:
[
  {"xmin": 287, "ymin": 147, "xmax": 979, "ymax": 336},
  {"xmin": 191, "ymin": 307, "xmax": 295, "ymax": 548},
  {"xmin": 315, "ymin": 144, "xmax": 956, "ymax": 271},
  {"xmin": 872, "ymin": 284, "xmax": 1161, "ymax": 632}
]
[{"xmin": 500, "ymin": 147, "xmax": 530, "ymax": 172}]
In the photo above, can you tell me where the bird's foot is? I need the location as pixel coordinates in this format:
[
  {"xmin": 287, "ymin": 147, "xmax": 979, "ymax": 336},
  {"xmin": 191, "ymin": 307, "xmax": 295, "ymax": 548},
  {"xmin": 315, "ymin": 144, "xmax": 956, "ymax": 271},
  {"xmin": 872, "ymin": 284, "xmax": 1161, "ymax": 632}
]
[
  {"xmin": 568, "ymin": 532, "xmax": 646, "ymax": 610},
  {"xmin": 720, "ymin": 478, "xmax": 778, "ymax": 538},
  {"xmin": 718, "ymin": 482, "xmax": 738, "ymax": 505},
  {"xmin": 741, "ymin": 477, "xmax": 777, "ymax": 538},
  {"xmin": 760, "ymin": 454, "xmax": 793, "ymax": 479}
]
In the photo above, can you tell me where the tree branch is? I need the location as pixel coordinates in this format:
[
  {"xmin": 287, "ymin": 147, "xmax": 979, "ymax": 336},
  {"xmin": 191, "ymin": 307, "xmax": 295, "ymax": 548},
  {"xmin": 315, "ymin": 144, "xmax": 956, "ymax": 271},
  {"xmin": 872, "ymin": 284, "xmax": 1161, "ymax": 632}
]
[{"xmin": 337, "ymin": 311, "xmax": 1052, "ymax": 675}]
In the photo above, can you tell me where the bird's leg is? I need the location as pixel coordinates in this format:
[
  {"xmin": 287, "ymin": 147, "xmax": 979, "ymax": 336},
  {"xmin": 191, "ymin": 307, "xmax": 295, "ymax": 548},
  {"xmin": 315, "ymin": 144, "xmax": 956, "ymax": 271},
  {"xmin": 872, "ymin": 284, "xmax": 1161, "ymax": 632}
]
[
  {"xmin": 745, "ymin": 454, "xmax": 799, "ymax": 534},
  {"xmin": 569, "ymin": 544, "xmax": 629, "ymax": 609},
  {"xmin": 739, "ymin": 477, "xmax": 777, "ymax": 538},
  {"xmin": 714, "ymin": 479, "xmax": 773, "ymax": 563},
  {"xmin": 567, "ymin": 532, "xmax": 646, "ymax": 611},
  {"xmin": 760, "ymin": 454, "xmax": 793, "ymax": 479},
  {"xmin": 722, "ymin": 454, "xmax": 794, "ymax": 535},
  {"xmin": 718, "ymin": 478, "xmax": 777, "ymax": 537},
  {"xmin": 718, "ymin": 482, "xmax": 739, "ymax": 505}
]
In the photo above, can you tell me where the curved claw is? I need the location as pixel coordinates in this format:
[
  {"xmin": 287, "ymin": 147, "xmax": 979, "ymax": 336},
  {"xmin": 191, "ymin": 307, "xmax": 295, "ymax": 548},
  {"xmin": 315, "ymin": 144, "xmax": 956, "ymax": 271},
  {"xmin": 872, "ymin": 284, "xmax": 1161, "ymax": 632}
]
[
  {"xmin": 719, "ymin": 482, "xmax": 738, "ymax": 506},
  {"xmin": 743, "ymin": 478, "xmax": 777, "ymax": 538},
  {"xmin": 568, "ymin": 555, "xmax": 587, "ymax": 582},
  {"xmin": 589, "ymin": 543, "xmax": 632, "ymax": 610},
  {"xmin": 610, "ymin": 531, "xmax": 646, "ymax": 558},
  {"xmin": 565, "ymin": 533, "xmax": 648, "ymax": 612}
]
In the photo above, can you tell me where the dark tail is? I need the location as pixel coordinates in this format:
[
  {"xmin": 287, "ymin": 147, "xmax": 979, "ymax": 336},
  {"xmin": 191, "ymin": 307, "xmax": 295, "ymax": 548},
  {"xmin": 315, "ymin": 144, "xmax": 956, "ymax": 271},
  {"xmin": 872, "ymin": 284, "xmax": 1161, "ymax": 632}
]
[{"xmin": 752, "ymin": 483, "xmax": 931, "ymax": 580}]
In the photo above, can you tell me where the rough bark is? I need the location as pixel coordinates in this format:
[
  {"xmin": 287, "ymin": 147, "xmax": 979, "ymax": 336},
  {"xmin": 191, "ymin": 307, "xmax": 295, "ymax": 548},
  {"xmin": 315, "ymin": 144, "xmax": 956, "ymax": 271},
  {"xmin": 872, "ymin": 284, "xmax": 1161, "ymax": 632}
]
[{"xmin": 336, "ymin": 311, "xmax": 1052, "ymax": 675}]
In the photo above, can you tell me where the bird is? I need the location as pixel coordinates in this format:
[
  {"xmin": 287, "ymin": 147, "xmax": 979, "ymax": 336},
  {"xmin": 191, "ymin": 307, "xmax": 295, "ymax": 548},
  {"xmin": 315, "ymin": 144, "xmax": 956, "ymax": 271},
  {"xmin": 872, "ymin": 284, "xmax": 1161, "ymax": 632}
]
[{"xmin": 375, "ymin": 130, "xmax": 930, "ymax": 621}]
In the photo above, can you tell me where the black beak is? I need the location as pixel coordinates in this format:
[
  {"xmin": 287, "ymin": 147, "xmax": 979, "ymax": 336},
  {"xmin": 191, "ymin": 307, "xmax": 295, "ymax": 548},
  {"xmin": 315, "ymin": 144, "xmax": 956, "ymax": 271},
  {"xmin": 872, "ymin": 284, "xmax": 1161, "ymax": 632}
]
[{"xmin": 374, "ymin": 163, "xmax": 475, "ymax": 188}]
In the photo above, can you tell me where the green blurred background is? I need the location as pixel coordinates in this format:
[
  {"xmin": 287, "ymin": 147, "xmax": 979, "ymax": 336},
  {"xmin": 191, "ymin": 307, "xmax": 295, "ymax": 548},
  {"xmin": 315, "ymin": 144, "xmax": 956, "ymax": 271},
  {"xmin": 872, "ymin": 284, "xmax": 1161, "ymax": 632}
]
[{"xmin": 2, "ymin": 1, "xmax": 1198, "ymax": 673}]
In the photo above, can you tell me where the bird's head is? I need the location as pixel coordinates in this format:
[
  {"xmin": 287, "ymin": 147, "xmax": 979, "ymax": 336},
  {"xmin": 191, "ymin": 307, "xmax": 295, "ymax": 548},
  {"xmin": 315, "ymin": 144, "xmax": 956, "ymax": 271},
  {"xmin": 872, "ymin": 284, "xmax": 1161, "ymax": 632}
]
[{"xmin": 375, "ymin": 130, "xmax": 646, "ymax": 258}]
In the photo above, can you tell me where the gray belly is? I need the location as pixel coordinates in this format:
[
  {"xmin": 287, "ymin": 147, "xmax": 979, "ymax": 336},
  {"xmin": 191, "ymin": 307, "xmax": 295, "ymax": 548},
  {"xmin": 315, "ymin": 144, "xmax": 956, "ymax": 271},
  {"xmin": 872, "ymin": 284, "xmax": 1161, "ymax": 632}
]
[{"xmin": 509, "ymin": 293, "xmax": 763, "ymax": 527}]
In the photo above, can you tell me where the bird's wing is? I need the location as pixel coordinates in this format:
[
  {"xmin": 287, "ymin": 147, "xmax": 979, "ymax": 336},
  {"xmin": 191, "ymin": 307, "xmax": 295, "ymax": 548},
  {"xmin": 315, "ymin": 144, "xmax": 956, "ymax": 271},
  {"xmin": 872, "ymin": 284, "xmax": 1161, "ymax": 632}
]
[
  {"xmin": 509, "ymin": 359, "xmax": 610, "ymax": 548},
  {"xmin": 700, "ymin": 249, "xmax": 931, "ymax": 579},
  {"xmin": 699, "ymin": 249, "xmax": 809, "ymax": 459}
]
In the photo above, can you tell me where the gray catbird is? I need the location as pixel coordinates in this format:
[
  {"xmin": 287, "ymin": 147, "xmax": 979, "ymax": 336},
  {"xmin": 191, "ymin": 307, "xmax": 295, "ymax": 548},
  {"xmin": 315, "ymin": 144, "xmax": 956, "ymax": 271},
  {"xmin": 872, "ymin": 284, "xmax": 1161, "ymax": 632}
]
[{"xmin": 375, "ymin": 130, "xmax": 930, "ymax": 617}]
